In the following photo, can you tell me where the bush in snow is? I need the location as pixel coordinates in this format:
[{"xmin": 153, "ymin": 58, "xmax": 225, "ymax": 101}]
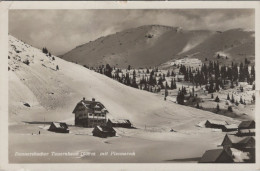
[
  {"xmin": 23, "ymin": 59, "xmax": 30, "ymax": 65},
  {"xmin": 56, "ymin": 65, "xmax": 59, "ymax": 71},
  {"xmin": 23, "ymin": 103, "xmax": 30, "ymax": 107}
]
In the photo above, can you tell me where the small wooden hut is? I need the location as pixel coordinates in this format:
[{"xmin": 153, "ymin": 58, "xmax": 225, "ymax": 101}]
[
  {"xmin": 92, "ymin": 125, "xmax": 116, "ymax": 138},
  {"xmin": 48, "ymin": 122, "xmax": 69, "ymax": 133}
]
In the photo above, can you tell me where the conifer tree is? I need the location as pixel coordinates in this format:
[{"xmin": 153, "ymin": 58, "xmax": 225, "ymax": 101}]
[
  {"xmin": 167, "ymin": 70, "xmax": 170, "ymax": 77},
  {"xmin": 240, "ymin": 96, "xmax": 243, "ymax": 104},
  {"xmin": 196, "ymin": 102, "xmax": 200, "ymax": 109},
  {"xmin": 240, "ymin": 86, "xmax": 244, "ymax": 92},
  {"xmin": 231, "ymin": 94, "xmax": 235, "ymax": 103},
  {"xmin": 165, "ymin": 81, "xmax": 170, "ymax": 89},
  {"xmin": 251, "ymin": 65, "xmax": 255, "ymax": 80},
  {"xmin": 227, "ymin": 93, "xmax": 230, "ymax": 100},
  {"xmin": 216, "ymin": 103, "xmax": 220, "ymax": 112},
  {"xmin": 230, "ymin": 81, "xmax": 234, "ymax": 88},
  {"xmin": 215, "ymin": 96, "xmax": 220, "ymax": 102},
  {"xmin": 177, "ymin": 91, "xmax": 185, "ymax": 105},
  {"xmin": 252, "ymin": 94, "xmax": 255, "ymax": 102},
  {"xmin": 228, "ymin": 106, "xmax": 233, "ymax": 112},
  {"xmin": 164, "ymin": 86, "xmax": 168, "ymax": 100},
  {"xmin": 208, "ymin": 80, "xmax": 214, "ymax": 93},
  {"xmin": 252, "ymin": 83, "xmax": 255, "ymax": 90}
]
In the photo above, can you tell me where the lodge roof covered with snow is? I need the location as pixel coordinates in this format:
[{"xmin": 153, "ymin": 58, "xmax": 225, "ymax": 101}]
[
  {"xmin": 51, "ymin": 122, "xmax": 68, "ymax": 129},
  {"xmin": 72, "ymin": 98, "xmax": 107, "ymax": 113},
  {"xmin": 223, "ymin": 124, "xmax": 238, "ymax": 129},
  {"xmin": 94, "ymin": 125, "xmax": 116, "ymax": 133},
  {"xmin": 206, "ymin": 120, "xmax": 228, "ymax": 126},
  {"xmin": 238, "ymin": 120, "xmax": 255, "ymax": 129},
  {"xmin": 222, "ymin": 134, "xmax": 255, "ymax": 145},
  {"xmin": 199, "ymin": 149, "xmax": 231, "ymax": 163},
  {"xmin": 108, "ymin": 119, "xmax": 131, "ymax": 124},
  {"xmin": 239, "ymin": 129, "xmax": 255, "ymax": 134}
]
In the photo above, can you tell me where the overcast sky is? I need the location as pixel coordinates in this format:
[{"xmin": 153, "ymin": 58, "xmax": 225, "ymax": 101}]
[{"xmin": 9, "ymin": 9, "xmax": 254, "ymax": 56}]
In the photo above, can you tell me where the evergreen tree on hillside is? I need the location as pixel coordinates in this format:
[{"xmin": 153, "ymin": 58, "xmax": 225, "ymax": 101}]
[
  {"xmin": 165, "ymin": 81, "xmax": 170, "ymax": 89},
  {"xmin": 228, "ymin": 106, "xmax": 233, "ymax": 112},
  {"xmin": 170, "ymin": 78, "xmax": 174, "ymax": 89},
  {"xmin": 227, "ymin": 93, "xmax": 230, "ymax": 100},
  {"xmin": 208, "ymin": 80, "xmax": 214, "ymax": 93},
  {"xmin": 125, "ymin": 73, "xmax": 131, "ymax": 86},
  {"xmin": 252, "ymin": 94, "xmax": 255, "ymax": 102},
  {"xmin": 252, "ymin": 83, "xmax": 255, "ymax": 90},
  {"xmin": 105, "ymin": 64, "xmax": 112, "ymax": 78},
  {"xmin": 231, "ymin": 94, "xmax": 235, "ymax": 103},
  {"xmin": 215, "ymin": 80, "xmax": 220, "ymax": 92},
  {"xmin": 240, "ymin": 96, "xmax": 243, "ymax": 104},
  {"xmin": 42, "ymin": 47, "xmax": 49, "ymax": 54},
  {"xmin": 244, "ymin": 64, "xmax": 249, "ymax": 82},
  {"xmin": 196, "ymin": 102, "xmax": 200, "ymax": 109},
  {"xmin": 230, "ymin": 81, "xmax": 234, "ymax": 88},
  {"xmin": 216, "ymin": 103, "xmax": 220, "ymax": 112},
  {"xmin": 167, "ymin": 70, "xmax": 170, "ymax": 77},
  {"xmin": 171, "ymin": 71, "xmax": 175, "ymax": 77},
  {"xmin": 164, "ymin": 86, "xmax": 168, "ymax": 100},
  {"xmin": 158, "ymin": 77, "xmax": 164, "ymax": 89},
  {"xmin": 131, "ymin": 76, "xmax": 138, "ymax": 88},
  {"xmin": 177, "ymin": 91, "xmax": 185, "ymax": 105},
  {"xmin": 240, "ymin": 85, "xmax": 244, "ymax": 92},
  {"xmin": 251, "ymin": 65, "xmax": 255, "ymax": 80},
  {"xmin": 133, "ymin": 69, "xmax": 136, "ymax": 77},
  {"xmin": 215, "ymin": 96, "xmax": 220, "ymax": 102}
]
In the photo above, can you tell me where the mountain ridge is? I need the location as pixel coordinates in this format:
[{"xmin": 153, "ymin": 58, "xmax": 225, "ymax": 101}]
[{"xmin": 61, "ymin": 25, "xmax": 254, "ymax": 68}]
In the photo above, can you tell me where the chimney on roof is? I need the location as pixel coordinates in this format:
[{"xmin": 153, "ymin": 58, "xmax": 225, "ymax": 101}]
[
  {"xmin": 83, "ymin": 97, "xmax": 85, "ymax": 101},
  {"xmin": 92, "ymin": 98, "xmax": 95, "ymax": 102}
]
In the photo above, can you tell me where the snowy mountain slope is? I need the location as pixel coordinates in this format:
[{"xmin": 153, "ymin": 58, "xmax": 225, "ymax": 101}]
[
  {"xmin": 61, "ymin": 25, "xmax": 254, "ymax": 68},
  {"xmin": 8, "ymin": 35, "xmax": 238, "ymax": 129},
  {"xmin": 61, "ymin": 25, "xmax": 213, "ymax": 68},
  {"xmin": 175, "ymin": 29, "xmax": 255, "ymax": 64}
]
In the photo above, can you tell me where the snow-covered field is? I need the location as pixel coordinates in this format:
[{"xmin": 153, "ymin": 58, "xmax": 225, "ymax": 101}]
[{"xmin": 8, "ymin": 35, "xmax": 245, "ymax": 163}]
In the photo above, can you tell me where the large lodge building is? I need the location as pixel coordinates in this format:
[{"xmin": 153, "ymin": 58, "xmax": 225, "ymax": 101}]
[{"xmin": 72, "ymin": 97, "xmax": 108, "ymax": 127}]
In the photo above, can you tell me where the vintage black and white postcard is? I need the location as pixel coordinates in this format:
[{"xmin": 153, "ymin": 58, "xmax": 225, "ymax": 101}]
[{"xmin": 0, "ymin": 1, "xmax": 259, "ymax": 171}]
